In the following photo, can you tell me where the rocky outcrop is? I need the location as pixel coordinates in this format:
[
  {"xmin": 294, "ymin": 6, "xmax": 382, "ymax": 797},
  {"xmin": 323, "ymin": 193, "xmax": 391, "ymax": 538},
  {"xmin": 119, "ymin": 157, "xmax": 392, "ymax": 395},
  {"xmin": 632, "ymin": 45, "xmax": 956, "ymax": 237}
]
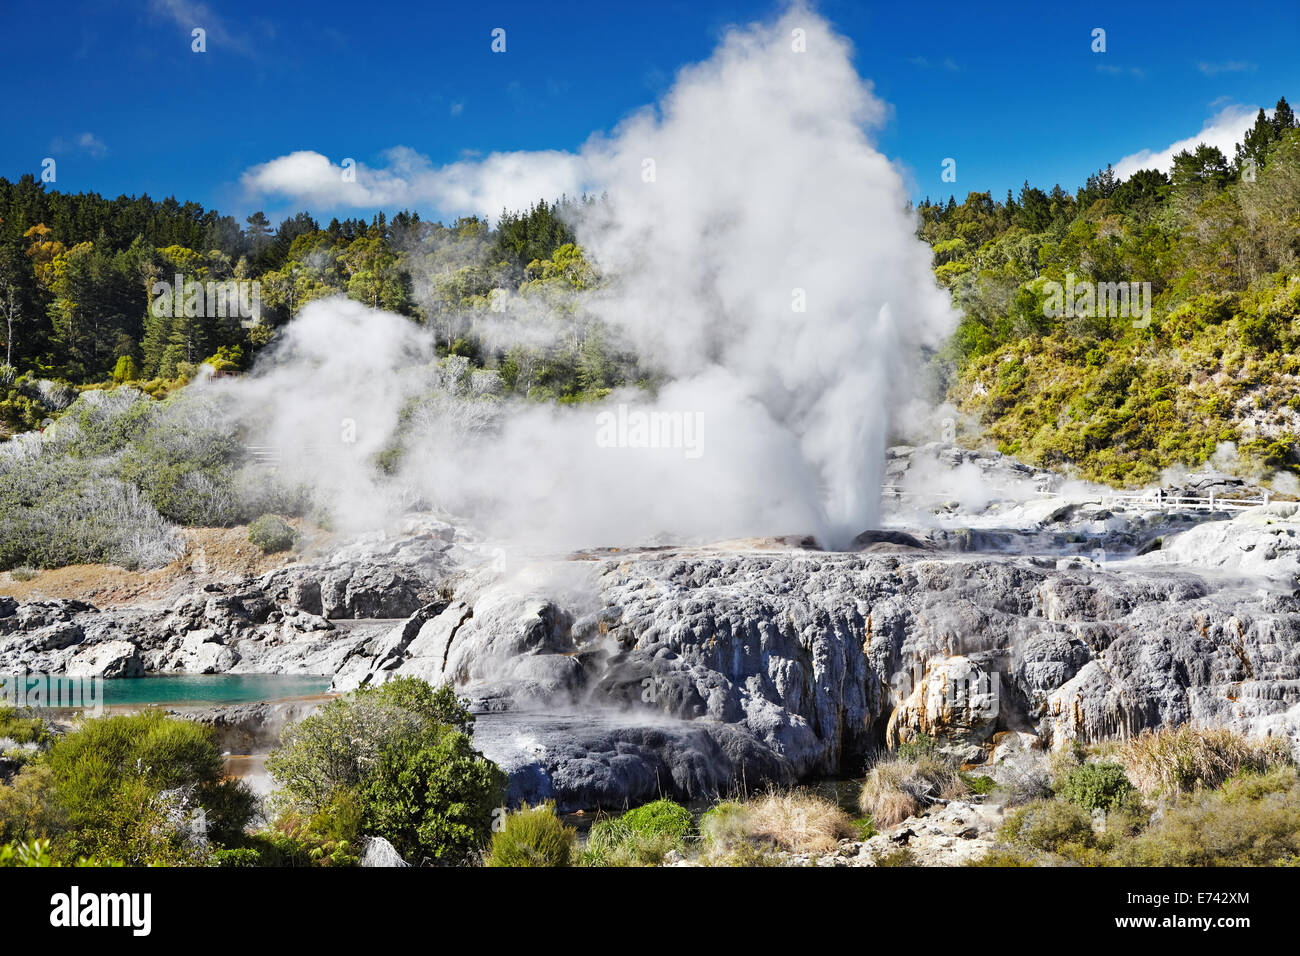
[
  {"xmin": 328, "ymin": 500, "xmax": 1300, "ymax": 809},
  {"xmin": 4, "ymin": 491, "xmax": 1299, "ymax": 812},
  {"xmin": 0, "ymin": 553, "xmax": 439, "ymax": 677}
]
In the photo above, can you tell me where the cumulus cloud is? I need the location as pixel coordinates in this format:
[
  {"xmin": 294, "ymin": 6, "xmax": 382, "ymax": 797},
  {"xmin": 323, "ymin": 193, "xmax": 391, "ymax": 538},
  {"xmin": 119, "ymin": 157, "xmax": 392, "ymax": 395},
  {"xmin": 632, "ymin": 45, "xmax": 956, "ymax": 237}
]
[
  {"xmin": 1114, "ymin": 104, "xmax": 1260, "ymax": 179},
  {"xmin": 240, "ymin": 146, "xmax": 587, "ymax": 221}
]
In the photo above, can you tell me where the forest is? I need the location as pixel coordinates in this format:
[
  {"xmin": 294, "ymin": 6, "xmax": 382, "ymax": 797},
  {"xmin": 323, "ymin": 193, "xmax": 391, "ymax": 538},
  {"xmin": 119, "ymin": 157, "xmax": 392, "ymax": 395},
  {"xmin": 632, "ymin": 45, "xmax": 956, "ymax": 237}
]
[{"xmin": 1, "ymin": 97, "xmax": 1298, "ymax": 490}]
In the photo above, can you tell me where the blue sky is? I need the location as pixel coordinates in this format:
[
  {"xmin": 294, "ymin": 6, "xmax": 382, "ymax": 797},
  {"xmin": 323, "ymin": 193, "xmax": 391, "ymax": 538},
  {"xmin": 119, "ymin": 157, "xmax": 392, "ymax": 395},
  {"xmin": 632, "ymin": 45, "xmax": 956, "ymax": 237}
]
[{"xmin": 1, "ymin": 0, "xmax": 1296, "ymax": 225}]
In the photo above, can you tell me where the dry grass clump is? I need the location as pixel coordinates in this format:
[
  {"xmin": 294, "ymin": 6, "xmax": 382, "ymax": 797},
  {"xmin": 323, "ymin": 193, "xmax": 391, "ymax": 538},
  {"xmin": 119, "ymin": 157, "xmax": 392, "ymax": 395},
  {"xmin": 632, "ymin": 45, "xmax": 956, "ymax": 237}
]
[
  {"xmin": 743, "ymin": 791, "xmax": 857, "ymax": 855},
  {"xmin": 1119, "ymin": 725, "xmax": 1293, "ymax": 795},
  {"xmin": 859, "ymin": 754, "xmax": 967, "ymax": 827}
]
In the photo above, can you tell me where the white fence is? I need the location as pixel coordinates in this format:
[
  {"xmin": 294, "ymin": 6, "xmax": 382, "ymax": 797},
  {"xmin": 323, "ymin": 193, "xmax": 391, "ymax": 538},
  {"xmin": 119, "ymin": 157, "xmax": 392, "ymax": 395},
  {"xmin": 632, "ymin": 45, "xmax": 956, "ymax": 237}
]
[{"xmin": 881, "ymin": 484, "xmax": 1275, "ymax": 514}]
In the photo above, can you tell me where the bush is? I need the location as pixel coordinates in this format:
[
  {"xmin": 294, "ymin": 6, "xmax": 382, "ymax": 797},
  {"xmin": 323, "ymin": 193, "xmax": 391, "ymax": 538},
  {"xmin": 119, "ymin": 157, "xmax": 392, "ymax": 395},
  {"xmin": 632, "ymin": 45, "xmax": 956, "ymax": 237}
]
[
  {"xmin": 1119, "ymin": 725, "xmax": 1293, "ymax": 795},
  {"xmin": 896, "ymin": 733, "xmax": 940, "ymax": 762},
  {"xmin": 581, "ymin": 818, "xmax": 676, "ymax": 867},
  {"xmin": 1118, "ymin": 769, "xmax": 1300, "ymax": 866},
  {"xmin": 248, "ymin": 514, "xmax": 295, "ymax": 554},
  {"xmin": 358, "ymin": 731, "xmax": 505, "ymax": 865},
  {"xmin": 1000, "ymin": 799, "xmax": 1095, "ymax": 854},
  {"xmin": 960, "ymin": 773, "xmax": 997, "ymax": 796},
  {"xmin": 267, "ymin": 679, "xmax": 474, "ymax": 811},
  {"xmin": 36, "ymin": 711, "xmax": 255, "ymax": 864},
  {"xmin": 0, "ymin": 452, "xmax": 184, "ymax": 570},
  {"xmin": 621, "ymin": 799, "xmax": 693, "ymax": 841},
  {"xmin": 259, "ymin": 790, "xmax": 363, "ymax": 867},
  {"xmin": 859, "ymin": 754, "xmax": 967, "ymax": 827},
  {"xmin": 580, "ymin": 800, "xmax": 693, "ymax": 867},
  {"xmin": 209, "ymin": 847, "xmax": 263, "ymax": 867},
  {"xmin": 0, "ymin": 707, "xmax": 51, "ymax": 747},
  {"xmin": 1004, "ymin": 766, "xmax": 1055, "ymax": 806},
  {"xmin": 0, "ymin": 764, "xmax": 55, "ymax": 844},
  {"xmin": 1056, "ymin": 762, "xmax": 1135, "ymax": 812},
  {"xmin": 486, "ymin": 802, "xmax": 576, "ymax": 867},
  {"xmin": 0, "ymin": 838, "xmax": 122, "ymax": 867},
  {"xmin": 267, "ymin": 679, "xmax": 504, "ymax": 866}
]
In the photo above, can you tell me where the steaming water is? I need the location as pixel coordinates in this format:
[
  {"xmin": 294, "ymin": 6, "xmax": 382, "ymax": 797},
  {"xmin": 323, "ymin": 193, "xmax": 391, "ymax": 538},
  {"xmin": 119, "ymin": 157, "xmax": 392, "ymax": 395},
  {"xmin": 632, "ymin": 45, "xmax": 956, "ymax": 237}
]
[{"xmin": 214, "ymin": 6, "xmax": 958, "ymax": 552}]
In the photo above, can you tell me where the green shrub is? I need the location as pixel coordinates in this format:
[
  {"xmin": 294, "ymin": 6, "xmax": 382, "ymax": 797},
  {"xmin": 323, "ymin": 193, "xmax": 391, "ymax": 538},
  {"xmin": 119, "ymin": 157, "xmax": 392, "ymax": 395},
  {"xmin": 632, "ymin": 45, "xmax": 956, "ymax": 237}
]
[
  {"xmin": 959, "ymin": 773, "xmax": 997, "ymax": 796},
  {"xmin": 1056, "ymin": 762, "xmax": 1135, "ymax": 812},
  {"xmin": 1118, "ymin": 771, "xmax": 1300, "ymax": 866},
  {"xmin": 621, "ymin": 799, "xmax": 693, "ymax": 841},
  {"xmin": 0, "ymin": 838, "xmax": 122, "ymax": 867},
  {"xmin": 0, "ymin": 764, "xmax": 55, "ymax": 844},
  {"xmin": 579, "ymin": 800, "xmax": 694, "ymax": 867},
  {"xmin": 853, "ymin": 816, "xmax": 877, "ymax": 841},
  {"xmin": 486, "ymin": 802, "xmax": 576, "ymax": 867},
  {"xmin": 267, "ymin": 679, "xmax": 504, "ymax": 866},
  {"xmin": 358, "ymin": 731, "xmax": 506, "ymax": 865},
  {"xmin": 112, "ymin": 356, "xmax": 140, "ymax": 384},
  {"xmin": 209, "ymin": 847, "xmax": 263, "ymax": 867},
  {"xmin": 267, "ymin": 679, "xmax": 475, "ymax": 811},
  {"xmin": 0, "ymin": 707, "xmax": 51, "ymax": 747},
  {"xmin": 896, "ymin": 733, "xmax": 940, "ymax": 761},
  {"xmin": 1000, "ymin": 799, "xmax": 1094, "ymax": 854},
  {"xmin": 259, "ymin": 790, "xmax": 363, "ymax": 867},
  {"xmin": 580, "ymin": 818, "xmax": 670, "ymax": 867},
  {"xmin": 248, "ymin": 513, "xmax": 295, "ymax": 553},
  {"xmin": 40, "ymin": 712, "xmax": 256, "ymax": 864}
]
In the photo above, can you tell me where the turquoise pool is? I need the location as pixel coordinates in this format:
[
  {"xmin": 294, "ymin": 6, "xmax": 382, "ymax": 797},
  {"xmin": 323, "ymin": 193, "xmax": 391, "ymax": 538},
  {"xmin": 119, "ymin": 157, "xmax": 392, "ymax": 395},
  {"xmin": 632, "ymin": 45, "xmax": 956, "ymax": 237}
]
[{"xmin": 94, "ymin": 674, "xmax": 332, "ymax": 707}]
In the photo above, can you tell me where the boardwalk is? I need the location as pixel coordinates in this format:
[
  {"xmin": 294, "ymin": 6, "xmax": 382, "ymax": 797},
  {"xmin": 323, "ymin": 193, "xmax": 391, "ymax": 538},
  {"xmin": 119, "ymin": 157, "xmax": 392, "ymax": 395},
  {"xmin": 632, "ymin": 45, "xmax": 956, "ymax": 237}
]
[{"xmin": 881, "ymin": 485, "xmax": 1275, "ymax": 514}]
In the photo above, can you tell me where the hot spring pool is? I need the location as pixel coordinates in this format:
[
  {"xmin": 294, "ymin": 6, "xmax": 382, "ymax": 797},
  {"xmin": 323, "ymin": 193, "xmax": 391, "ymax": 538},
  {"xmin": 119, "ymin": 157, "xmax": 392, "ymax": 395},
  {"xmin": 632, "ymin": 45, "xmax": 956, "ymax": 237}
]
[{"xmin": 93, "ymin": 674, "xmax": 332, "ymax": 708}]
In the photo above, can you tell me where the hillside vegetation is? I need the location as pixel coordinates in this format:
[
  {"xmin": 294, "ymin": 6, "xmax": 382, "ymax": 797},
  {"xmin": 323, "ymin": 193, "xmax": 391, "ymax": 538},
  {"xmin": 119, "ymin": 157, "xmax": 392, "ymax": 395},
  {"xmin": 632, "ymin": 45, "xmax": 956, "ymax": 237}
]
[{"xmin": 924, "ymin": 99, "xmax": 1300, "ymax": 485}]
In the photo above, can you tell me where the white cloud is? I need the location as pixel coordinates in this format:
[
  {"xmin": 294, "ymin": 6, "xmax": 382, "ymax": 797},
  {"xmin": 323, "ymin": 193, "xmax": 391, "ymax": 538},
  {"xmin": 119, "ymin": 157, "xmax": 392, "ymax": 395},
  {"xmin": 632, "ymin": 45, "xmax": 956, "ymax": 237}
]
[
  {"xmin": 1197, "ymin": 60, "xmax": 1256, "ymax": 76},
  {"xmin": 1113, "ymin": 104, "xmax": 1261, "ymax": 179},
  {"xmin": 239, "ymin": 146, "xmax": 587, "ymax": 220},
  {"xmin": 50, "ymin": 132, "xmax": 107, "ymax": 158},
  {"xmin": 1096, "ymin": 63, "xmax": 1146, "ymax": 79}
]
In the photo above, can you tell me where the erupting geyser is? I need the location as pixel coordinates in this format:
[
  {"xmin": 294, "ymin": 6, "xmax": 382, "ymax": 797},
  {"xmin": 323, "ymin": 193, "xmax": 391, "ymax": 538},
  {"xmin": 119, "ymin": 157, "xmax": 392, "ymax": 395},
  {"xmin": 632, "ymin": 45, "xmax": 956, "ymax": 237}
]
[{"xmin": 225, "ymin": 5, "xmax": 958, "ymax": 549}]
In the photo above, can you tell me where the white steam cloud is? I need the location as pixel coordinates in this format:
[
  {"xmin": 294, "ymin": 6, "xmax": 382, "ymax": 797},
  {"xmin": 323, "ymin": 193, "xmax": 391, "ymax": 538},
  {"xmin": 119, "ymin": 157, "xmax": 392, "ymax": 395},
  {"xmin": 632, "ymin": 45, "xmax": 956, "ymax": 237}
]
[{"xmin": 221, "ymin": 6, "xmax": 957, "ymax": 550}]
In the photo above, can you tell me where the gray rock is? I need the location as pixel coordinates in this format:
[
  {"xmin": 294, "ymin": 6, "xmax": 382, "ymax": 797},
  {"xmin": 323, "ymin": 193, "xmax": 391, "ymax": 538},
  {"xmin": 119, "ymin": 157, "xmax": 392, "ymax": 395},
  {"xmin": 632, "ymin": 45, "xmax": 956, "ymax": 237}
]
[{"xmin": 67, "ymin": 639, "xmax": 143, "ymax": 678}]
